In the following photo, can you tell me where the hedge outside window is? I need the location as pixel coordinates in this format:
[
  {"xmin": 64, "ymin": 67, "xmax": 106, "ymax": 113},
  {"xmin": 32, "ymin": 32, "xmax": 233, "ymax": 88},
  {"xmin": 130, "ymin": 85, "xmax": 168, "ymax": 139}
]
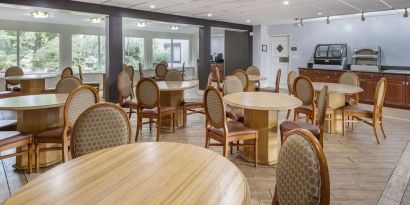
[
  {"xmin": 124, "ymin": 37, "xmax": 144, "ymax": 68},
  {"xmin": 72, "ymin": 34, "xmax": 105, "ymax": 73},
  {"xmin": 0, "ymin": 30, "xmax": 17, "ymax": 73}
]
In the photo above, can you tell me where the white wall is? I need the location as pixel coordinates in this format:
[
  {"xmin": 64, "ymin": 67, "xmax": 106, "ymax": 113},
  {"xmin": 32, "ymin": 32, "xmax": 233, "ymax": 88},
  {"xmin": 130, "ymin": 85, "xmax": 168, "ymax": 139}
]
[{"xmin": 211, "ymin": 36, "xmax": 224, "ymax": 57}]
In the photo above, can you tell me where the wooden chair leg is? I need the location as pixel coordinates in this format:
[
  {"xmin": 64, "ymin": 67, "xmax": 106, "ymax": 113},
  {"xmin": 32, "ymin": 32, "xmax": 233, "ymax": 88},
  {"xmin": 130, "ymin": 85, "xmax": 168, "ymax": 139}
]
[
  {"xmin": 205, "ymin": 131, "xmax": 210, "ymax": 148},
  {"xmin": 35, "ymin": 143, "xmax": 40, "ymax": 173},
  {"xmin": 372, "ymin": 119, "xmax": 380, "ymax": 144},
  {"xmin": 286, "ymin": 109, "xmax": 291, "ymax": 120},
  {"xmin": 342, "ymin": 112, "xmax": 345, "ymax": 136},
  {"xmin": 172, "ymin": 113, "xmax": 176, "ymax": 133},
  {"xmin": 237, "ymin": 140, "xmax": 239, "ymax": 150},
  {"xmin": 28, "ymin": 143, "xmax": 32, "ymax": 174},
  {"xmin": 156, "ymin": 117, "xmax": 161, "ymax": 142},
  {"xmin": 380, "ymin": 117, "xmax": 387, "ymax": 139},
  {"xmin": 62, "ymin": 144, "xmax": 68, "ymax": 163},
  {"xmin": 254, "ymin": 137, "xmax": 258, "ymax": 167},
  {"xmin": 230, "ymin": 142, "xmax": 233, "ymax": 155},
  {"xmin": 183, "ymin": 106, "xmax": 187, "ymax": 127},
  {"xmin": 223, "ymin": 143, "xmax": 228, "ymax": 157},
  {"xmin": 293, "ymin": 111, "xmax": 298, "ymax": 122},
  {"xmin": 135, "ymin": 116, "xmax": 141, "ymax": 142},
  {"xmin": 149, "ymin": 118, "xmax": 153, "ymax": 132}
]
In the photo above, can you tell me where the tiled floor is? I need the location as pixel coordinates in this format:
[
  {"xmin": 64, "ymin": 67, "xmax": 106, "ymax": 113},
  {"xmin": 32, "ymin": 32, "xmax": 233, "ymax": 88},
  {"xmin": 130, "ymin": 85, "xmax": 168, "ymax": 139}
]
[{"xmin": 1, "ymin": 86, "xmax": 410, "ymax": 204}]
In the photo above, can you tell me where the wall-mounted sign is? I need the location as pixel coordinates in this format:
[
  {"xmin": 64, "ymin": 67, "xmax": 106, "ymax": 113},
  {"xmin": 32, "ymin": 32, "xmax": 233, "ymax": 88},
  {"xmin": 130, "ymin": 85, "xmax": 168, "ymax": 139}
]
[
  {"xmin": 291, "ymin": 47, "xmax": 297, "ymax": 51},
  {"xmin": 262, "ymin": 45, "xmax": 267, "ymax": 52}
]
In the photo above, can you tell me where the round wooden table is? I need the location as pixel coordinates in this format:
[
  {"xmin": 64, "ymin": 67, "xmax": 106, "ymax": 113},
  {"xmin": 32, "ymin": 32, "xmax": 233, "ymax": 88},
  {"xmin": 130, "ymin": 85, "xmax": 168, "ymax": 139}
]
[
  {"xmin": 157, "ymin": 81, "xmax": 198, "ymax": 127},
  {"xmin": 5, "ymin": 74, "xmax": 57, "ymax": 94},
  {"xmin": 0, "ymin": 94, "xmax": 68, "ymax": 169},
  {"xmin": 312, "ymin": 82, "xmax": 363, "ymax": 133},
  {"xmin": 224, "ymin": 92, "xmax": 302, "ymax": 165},
  {"xmin": 5, "ymin": 142, "xmax": 250, "ymax": 205},
  {"xmin": 246, "ymin": 75, "xmax": 267, "ymax": 91}
]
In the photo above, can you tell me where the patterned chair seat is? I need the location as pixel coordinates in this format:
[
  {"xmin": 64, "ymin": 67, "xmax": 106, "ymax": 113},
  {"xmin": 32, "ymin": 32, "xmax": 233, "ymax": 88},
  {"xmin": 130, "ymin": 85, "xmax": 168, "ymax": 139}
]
[
  {"xmin": 209, "ymin": 121, "xmax": 258, "ymax": 137},
  {"xmin": 121, "ymin": 100, "xmax": 138, "ymax": 109},
  {"xmin": 0, "ymin": 131, "xmax": 31, "ymax": 147},
  {"xmin": 35, "ymin": 127, "xmax": 72, "ymax": 143},
  {"xmin": 343, "ymin": 104, "xmax": 373, "ymax": 117},
  {"xmin": 226, "ymin": 108, "xmax": 244, "ymax": 123},
  {"xmin": 256, "ymin": 87, "xmax": 276, "ymax": 92},
  {"xmin": 280, "ymin": 121, "xmax": 320, "ymax": 141},
  {"xmin": 140, "ymin": 106, "xmax": 176, "ymax": 115}
]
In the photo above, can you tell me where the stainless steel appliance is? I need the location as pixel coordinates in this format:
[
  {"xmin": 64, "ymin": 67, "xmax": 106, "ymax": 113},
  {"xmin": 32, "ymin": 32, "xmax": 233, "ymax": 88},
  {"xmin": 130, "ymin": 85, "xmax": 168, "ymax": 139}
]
[
  {"xmin": 313, "ymin": 44, "xmax": 348, "ymax": 70},
  {"xmin": 350, "ymin": 47, "xmax": 381, "ymax": 72}
]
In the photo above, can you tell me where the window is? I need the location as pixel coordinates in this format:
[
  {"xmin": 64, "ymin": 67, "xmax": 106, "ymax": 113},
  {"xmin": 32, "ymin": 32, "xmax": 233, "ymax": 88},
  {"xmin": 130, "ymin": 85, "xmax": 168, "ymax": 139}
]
[
  {"xmin": 19, "ymin": 31, "xmax": 60, "ymax": 73},
  {"xmin": 72, "ymin": 34, "xmax": 105, "ymax": 72},
  {"xmin": 124, "ymin": 37, "xmax": 144, "ymax": 68},
  {"xmin": 0, "ymin": 30, "xmax": 17, "ymax": 72},
  {"xmin": 153, "ymin": 38, "xmax": 171, "ymax": 67},
  {"xmin": 172, "ymin": 39, "xmax": 189, "ymax": 67}
]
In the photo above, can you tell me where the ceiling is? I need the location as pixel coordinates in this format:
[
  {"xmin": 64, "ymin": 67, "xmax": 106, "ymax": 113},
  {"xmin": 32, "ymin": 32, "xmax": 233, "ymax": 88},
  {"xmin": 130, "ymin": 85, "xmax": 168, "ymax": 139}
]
[{"xmin": 73, "ymin": 0, "xmax": 410, "ymax": 25}]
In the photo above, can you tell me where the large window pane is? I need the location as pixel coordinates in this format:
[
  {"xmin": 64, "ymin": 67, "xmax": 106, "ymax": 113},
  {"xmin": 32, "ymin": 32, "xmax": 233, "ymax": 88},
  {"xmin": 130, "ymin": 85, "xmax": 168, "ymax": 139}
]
[
  {"xmin": 72, "ymin": 34, "xmax": 105, "ymax": 73},
  {"xmin": 19, "ymin": 31, "xmax": 60, "ymax": 73},
  {"xmin": 124, "ymin": 37, "xmax": 144, "ymax": 68},
  {"xmin": 0, "ymin": 30, "xmax": 17, "ymax": 72},
  {"xmin": 172, "ymin": 39, "xmax": 189, "ymax": 67},
  {"xmin": 153, "ymin": 38, "xmax": 171, "ymax": 67}
]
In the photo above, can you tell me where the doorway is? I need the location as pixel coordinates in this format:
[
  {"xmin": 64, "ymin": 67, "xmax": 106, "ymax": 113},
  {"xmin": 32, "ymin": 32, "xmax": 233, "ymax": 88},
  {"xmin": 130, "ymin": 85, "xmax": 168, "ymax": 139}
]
[{"xmin": 268, "ymin": 35, "xmax": 290, "ymax": 88}]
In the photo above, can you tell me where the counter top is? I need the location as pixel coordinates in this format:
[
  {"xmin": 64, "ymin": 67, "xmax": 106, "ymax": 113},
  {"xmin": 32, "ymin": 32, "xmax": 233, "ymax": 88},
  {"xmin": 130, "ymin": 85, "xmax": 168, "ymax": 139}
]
[{"xmin": 299, "ymin": 68, "xmax": 410, "ymax": 75}]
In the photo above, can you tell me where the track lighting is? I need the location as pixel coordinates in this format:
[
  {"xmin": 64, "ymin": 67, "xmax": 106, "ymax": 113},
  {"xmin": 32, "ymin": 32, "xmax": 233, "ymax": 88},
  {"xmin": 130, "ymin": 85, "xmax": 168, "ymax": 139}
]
[
  {"xmin": 361, "ymin": 11, "xmax": 366, "ymax": 21},
  {"xmin": 300, "ymin": 18, "xmax": 304, "ymax": 26},
  {"xmin": 31, "ymin": 11, "xmax": 50, "ymax": 19},
  {"xmin": 404, "ymin": 8, "xmax": 408, "ymax": 18},
  {"xmin": 326, "ymin": 16, "xmax": 330, "ymax": 24}
]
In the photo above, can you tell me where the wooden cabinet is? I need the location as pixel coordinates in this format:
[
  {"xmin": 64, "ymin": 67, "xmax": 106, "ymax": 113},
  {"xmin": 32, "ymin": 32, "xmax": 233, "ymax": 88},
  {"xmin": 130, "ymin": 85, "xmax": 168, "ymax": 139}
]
[
  {"xmin": 406, "ymin": 76, "xmax": 410, "ymax": 106},
  {"xmin": 211, "ymin": 63, "xmax": 224, "ymax": 82},
  {"xmin": 362, "ymin": 73, "xmax": 383, "ymax": 102},
  {"xmin": 384, "ymin": 74, "xmax": 406, "ymax": 106},
  {"xmin": 299, "ymin": 69, "xmax": 315, "ymax": 81},
  {"xmin": 356, "ymin": 72, "xmax": 366, "ymax": 102},
  {"xmin": 314, "ymin": 70, "xmax": 328, "ymax": 82}
]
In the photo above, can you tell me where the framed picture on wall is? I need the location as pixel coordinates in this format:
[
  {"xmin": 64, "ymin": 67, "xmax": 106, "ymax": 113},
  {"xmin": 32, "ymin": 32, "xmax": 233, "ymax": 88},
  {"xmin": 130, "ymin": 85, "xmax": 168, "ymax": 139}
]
[{"xmin": 262, "ymin": 45, "xmax": 267, "ymax": 52}]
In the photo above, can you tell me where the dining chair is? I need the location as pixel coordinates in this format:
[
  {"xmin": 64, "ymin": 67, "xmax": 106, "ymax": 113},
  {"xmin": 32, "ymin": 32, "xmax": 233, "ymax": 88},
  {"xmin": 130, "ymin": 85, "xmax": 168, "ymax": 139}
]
[
  {"xmin": 181, "ymin": 62, "xmax": 186, "ymax": 77},
  {"xmin": 155, "ymin": 63, "xmax": 168, "ymax": 81},
  {"xmin": 55, "ymin": 76, "xmax": 83, "ymax": 94},
  {"xmin": 165, "ymin": 69, "xmax": 184, "ymax": 81},
  {"xmin": 159, "ymin": 61, "xmax": 168, "ymax": 68},
  {"xmin": 0, "ymin": 131, "xmax": 33, "ymax": 173},
  {"xmin": 207, "ymin": 73, "xmax": 213, "ymax": 87},
  {"xmin": 280, "ymin": 86, "xmax": 328, "ymax": 147},
  {"xmin": 257, "ymin": 69, "xmax": 281, "ymax": 93},
  {"xmin": 138, "ymin": 63, "xmax": 144, "ymax": 79},
  {"xmin": 286, "ymin": 71, "xmax": 299, "ymax": 119},
  {"xmin": 204, "ymin": 86, "xmax": 258, "ymax": 167},
  {"xmin": 343, "ymin": 78, "xmax": 387, "ymax": 144},
  {"xmin": 233, "ymin": 69, "xmax": 249, "ymax": 91},
  {"xmin": 213, "ymin": 67, "xmax": 223, "ymax": 92},
  {"xmin": 135, "ymin": 77, "xmax": 177, "ymax": 142},
  {"xmin": 60, "ymin": 67, "xmax": 74, "ymax": 79},
  {"xmin": 78, "ymin": 65, "xmax": 100, "ymax": 93},
  {"xmin": 246, "ymin": 65, "xmax": 261, "ymax": 88},
  {"xmin": 5, "ymin": 66, "xmax": 24, "ymax": 91},
  {"xmin": 339, "ymin": 72, "xmax": 360, "ymax": 105},
  {"xmin": 35, "ymin": 85, "xmax": 98, "ymax": 171},
  {"xmin": 272, "ymin": 128, "xmax": 330, "ymax": 205},
  {"xmin": 123, "ymin": 65, "xmax": 135, "ymax": 97},
  {"xmin": 118, "ymin": 71, "xmax": 137, "ymax": 119},
  {"xmin": 293, "ymin": 75, "xmax": 316, "ymax": 124},
  {"xmin": 223, "ymin": 76, "xmax": 245, "ymax": 123},
  {"xmin": 70, "ymin": 103, "xmax": 131, "ymax": 158}
]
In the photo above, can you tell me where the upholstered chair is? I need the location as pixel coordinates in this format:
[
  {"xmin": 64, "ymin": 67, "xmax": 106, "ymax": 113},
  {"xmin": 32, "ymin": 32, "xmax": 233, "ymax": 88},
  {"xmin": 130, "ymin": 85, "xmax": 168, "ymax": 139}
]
[
  {"xmin": 135, "ymin": 78, "xmax": 177, "ymax": 142},
  {"xmin": 60, "ymin": 67, "xmax": 74, "ymax": 79},
  {"xmin": 257, "ymin": 69, "xmax": 281, "ymax": 93},
  {"xmin": 165, "ymin": 69, "xmax": 184, "ymax": 81},
  {"xmin": 55, "ymin": 76, "xmax": 83, "ymax": 94},
  {"xmin": 70, "ymin": 103, "xmax": 131, "ymax": 158},
  {"xmin": 0, "ymin": 131, "xmax": 33, "ymax": 173},
  {"xmin": 280, "ymin": 86, "xmax": 328, "ymax": 147},
  {"xmin": 343, "ymin": 78, "xmax": 387, "ymax": 144},
  {"xmin": 5, "ymin": 66, "xmax": 24, "ymax": 91},
  {"xmin": 285, "ymin": 71, "xmax": 299, "ymax": 119},
  {"xmin": 339, "ymin": 72, "xmax": 360, "ymax": 105},
  {"xmin": 118, "ymin": 71, "xmax": 137, "ymax": 119},
  {"xmin": 293, "ymin": 76, "xmax": 316, "ymax": 124},
  {"xmin": 138, "ymin": 63, "xmax": 144, "ymax": 79},
  {"xmin": 223, "ymin": 76, "xmax": 245, "ymax": 123},
  {"xmin": 78, "ymin": 65, "xmax": 100, "ymax": 93},
  {"xmin": 233, "ymin": 69, "xmax": 249, "ymax": 91},
  {"xmin": 35, "ymin": 85, "xmax": 98, "ymax": 171},
  {"xmin": 272, "ymin": 128, "xmax": 330, "ymax": 205},
  {"xmin": 155, "ymin": 63, "xmax": 168, "ymax": 80},
  {"xmin": 122, "ymin": 65, "xmax": 135, "ymax": 97},
  {"xmin": 246, "ymin": 65, "xmax": 261, "ymax": 88},
  {"xmin": 204, "ymin": 86, "xmax": 258, "ymax": 167}
]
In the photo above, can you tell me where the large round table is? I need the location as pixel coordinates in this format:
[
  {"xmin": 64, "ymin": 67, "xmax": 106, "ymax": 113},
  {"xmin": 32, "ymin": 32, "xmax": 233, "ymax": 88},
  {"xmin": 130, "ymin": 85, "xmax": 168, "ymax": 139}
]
[
  {"xmin": 246, "ymin": 75, "xmax": 267, "ymax": 91},
  {"xmin": 5, "ymin": 74, "xmax": 57, "ymax": 94},
  {"xmin": 0, "ymin": 94, "xmax": 68, "ymax": 169},
  {"xmin": 4, "ymin": 142, "xmax": 250, "ymax": 205},
  {"xmin": 312, "ymin": 82, "xmax": 363, "ymax": 133},
  {"xmin": 157, "ymin": 81, "xmax": 198, "ymax": 127},
  {"xmin": 223, "ymin": 92, "xmax": 302, "ymax": 165}
]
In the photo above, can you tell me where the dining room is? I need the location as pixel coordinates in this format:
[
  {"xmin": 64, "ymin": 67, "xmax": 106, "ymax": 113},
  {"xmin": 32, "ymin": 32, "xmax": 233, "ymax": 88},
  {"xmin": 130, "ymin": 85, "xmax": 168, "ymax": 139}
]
[{"xmin": 1, "ymin": 0, "xmax": 410, "ymax": 205}]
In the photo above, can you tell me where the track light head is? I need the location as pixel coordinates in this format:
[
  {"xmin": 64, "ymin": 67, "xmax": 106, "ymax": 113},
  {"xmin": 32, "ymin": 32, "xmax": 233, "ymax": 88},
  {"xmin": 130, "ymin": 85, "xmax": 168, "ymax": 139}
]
[
  {"xmin": 404, "ymin": 8, "xmax": 409, "ymax": 18},
  {"xmin": 361, "ymin": 11, "xmax": 366, "ymax": 21},
  {"xmin": 300, "ymin": 18, "xmax": 304, "ymax": 26},
  {"xmin": 326, "ymin": 16, "xmax": 330, "ymax": 24}
]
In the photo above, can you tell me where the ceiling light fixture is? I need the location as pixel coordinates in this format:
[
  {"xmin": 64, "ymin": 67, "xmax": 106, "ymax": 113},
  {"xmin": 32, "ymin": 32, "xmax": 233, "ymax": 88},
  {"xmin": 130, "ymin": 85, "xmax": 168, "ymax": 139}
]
[
  {"xmin": 317, "ymin": 12, "xmax": 323, "ymax": 16},
  {"xmin": 246, "ymin": 20, "xmax": 251, "ymax": 23},
  {"xmin": 326, "ymin": 16, "xmax": 330, "ymax": 24},
  {"xmin": 300, "ymin": 18, "xmax": 304, "ymax": 26},
  {"xmin": 207, "ymin": 13, "xmax": 212, "ymax": 17},
  {"xmin": 137, "ymin": 22, "xmax": 147, "ymax": 27},
  {"xmin": 149, "ymin": 5, "xmax": 156, "ymax": 9},
  {"xmin": 404, "ymin": 8, "xmax": 408, "ymax": 18},
  {"xmin": 30, "ymin": 11, "xmax": 50, "ymax": 19},
  {"xmin": 361, "ymin": 11, "xmax": 366, "ymax": 21},
  {"xmin": 283, "ymin": 1, "xmax": 290, "ymax": 5},
  {"xmin": 170, "ymin": 25, "xmax": 180, "ymax": 30},
  {"xmin": 90, "ymin": 17, "xmax": 104, "ymax": 23}
]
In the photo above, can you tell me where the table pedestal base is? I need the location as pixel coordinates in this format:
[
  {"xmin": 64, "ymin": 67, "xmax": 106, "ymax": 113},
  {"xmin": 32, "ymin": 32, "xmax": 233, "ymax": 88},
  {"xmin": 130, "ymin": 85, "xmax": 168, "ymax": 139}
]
[
  {"xmin": 160, "ymin": 90, "xmax": 184, "ymax": 128},
  {"xmin": 242, "ymin": 109, "xmax": 279, "ymax": 165},
  {"xmin": 20, "ymin": 79, "xmax": 45, "ymax": 94},
  {"xmin": 324, "ymin": 92, "xmax": 345, "ymax": 133}
]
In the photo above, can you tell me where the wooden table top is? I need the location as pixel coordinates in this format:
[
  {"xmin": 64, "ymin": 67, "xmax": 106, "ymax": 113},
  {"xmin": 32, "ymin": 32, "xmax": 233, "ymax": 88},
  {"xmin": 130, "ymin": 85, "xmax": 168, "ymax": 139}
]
[
  {"xmin": 157, "ymin": 81, "xmax": 198, "ymax": 91},
  {"xmin": 312, "ymin": 82, "xmax": 363, "ymax": 94},
  {"xmin": 5, "ymin": 142, "xmax": 250, "ymax": 205},
  {"xmin": 0, "ymin": 94, "xmax": 68, "ymax": 111},
  {"xmin": 224, "ymin": 92, "xmax": 302, "ymax": 111},
  {"xmin": 5, "ymin": 74, "xmax": 58, "ymax": 80},
  {"xmin": 248, "ymin": 75, "xmax": 267, "ymax": 82}
]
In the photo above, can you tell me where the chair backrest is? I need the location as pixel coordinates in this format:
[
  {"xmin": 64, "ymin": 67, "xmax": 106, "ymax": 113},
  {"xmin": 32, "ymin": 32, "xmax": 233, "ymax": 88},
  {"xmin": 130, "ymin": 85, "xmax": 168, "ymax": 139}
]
[
  {"xmin": 136, "ymin": 77, "xmax": 159, "ymax": 109},
  {"xmin": 165, "ymin": 69, "xmax": 184, "ymax": 81},
  {"xmin": 123, "ymin": 65, "xmax": 134, "ymax": 82},
  {"xmin": 374, "ymin": 78, "xmax": 387, "ymax": 115},
  {"xmin": 275, "ymin": 128, "xmax": 330, "ymax": 205},
  {"xmin": 287, "ymin": 71, "xmax": 299, "ymax": 95},
  {"xmin": 61, "ymin": 67, "xmax": 74, "ymax": 79},
  {"xmin": 233, "ymin": 69, "xmax": 249, "ymax": 90},
  {"xmin": 155, "ymin": 63, "xmax": 168, "ymax": 80},
  {"xmin": 293, "ymin": 76, "xmax": 315, "ymax": 106},
  {"xmin": 246, "ymin": 66, "xmax": 260, "ymax": 76},
  {"xmin": 223, "ymin": 76, "xmax": 243, "ymax": 95},
  {"xmin": 78, "ymin": 66, "xmax": 84, "ymax": 81},
  {"xmin": 5, "ymin": 66, "xmax": 24, "ymax": 85},
  {"xmin": 70, "ymin": 103, "xmax": 131, "ymax": 158},
  {"xmin": 159, "ymin": 61, "xmax": 168, "ymax": 67},
  {"xmin": 214, "ymin": 67, "xmax": 222, "ymax": 89},
  {"xmin": 316, "ymin": 86, "xmax": 328, "ymax": 128},
  {"xmin": 117, "ymin": 71, "xmax": 133, "ymax": 103},
  {"xmin": 204, "ymin": 86, "xmax": 226, "ymax": 129},
  {"xmin": 55, "ymin": 76, "xmax": 83, "ymax": 94},
  {"xmin": 339, "ymin": 72, "xmax": 360, "ymax": 87},
  {"xmin": 207, "ymin": 73, "xmax": 213, "ymax": 86},
  {"xmin": 138, "ymin": 63, "xmax": 144, "ymax": 78},
  {"xmin": 64, "ymin": 85, "xmax": 99, "ymax": 129},
  {"xmin": 181, "ymin": 62, "xmax": 186, "ymax": 77},
  {"xmin": 275, "ymin": 69, "xmax": 282, "ymax": 92}
]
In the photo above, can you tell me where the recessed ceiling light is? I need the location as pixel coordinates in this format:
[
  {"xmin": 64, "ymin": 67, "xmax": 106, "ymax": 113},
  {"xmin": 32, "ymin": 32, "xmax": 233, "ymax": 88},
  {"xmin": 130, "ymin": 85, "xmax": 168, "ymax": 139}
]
[
  {"xmin": 90, "ymin": 17, "xmax": 104, "ymax": 23},
  {"xmin": 137, "ymin": 22, "xmax": 147, "ymax": 27},
  {"xmin": 31, "ymin": 11, "xmax": 50, "ymax": 19},
  {"xmin": 317, "ymin": 12, "xmax": 323, "ymax": 15},
  {"xmin": 149, "ymin": 5, "xmax": 156, "ymax": 9},
  {"xmin": 283, "ymin": 1, "xmax": 290, "ymax": 5},
  {"xmin": 207, "ymin": 13, "xmax": 212, "ymax": 17},
  {"xmin": 170, "ymin": 25, "xmax": 180, "ymax": 30},
  {"xmin": 246, "ymin": 20, "xmax": 251, "ymax": 23}
]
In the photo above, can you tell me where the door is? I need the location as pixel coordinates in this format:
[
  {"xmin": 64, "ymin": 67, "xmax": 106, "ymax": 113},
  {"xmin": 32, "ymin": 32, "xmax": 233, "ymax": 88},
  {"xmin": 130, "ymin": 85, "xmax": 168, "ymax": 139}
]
[
  {"xmin": 224, "ymin": 30, "xmax": 251, "ymax": 75},
  {"xmin": 268, "ymin": 36, "xmax": 289, "ymax": 87}
]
